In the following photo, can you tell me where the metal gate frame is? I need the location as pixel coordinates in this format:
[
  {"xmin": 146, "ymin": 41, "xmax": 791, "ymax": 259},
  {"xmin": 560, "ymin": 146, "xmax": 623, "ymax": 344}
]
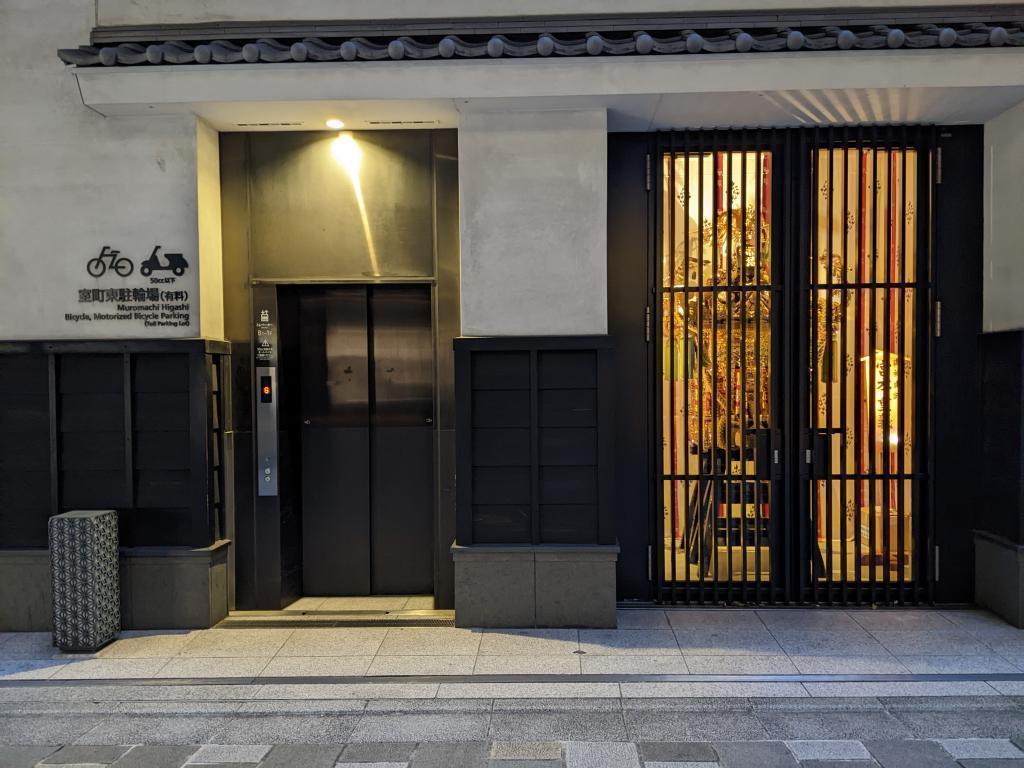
[{"xmin": 651, "ymin": 126, "xmax": 937, "ymax": 606}]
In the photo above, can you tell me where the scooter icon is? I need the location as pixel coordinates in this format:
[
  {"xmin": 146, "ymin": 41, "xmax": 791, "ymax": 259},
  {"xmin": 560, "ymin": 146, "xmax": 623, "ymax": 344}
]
[
  {"xmin": 140, "ymin": 246, "xmax": 189, "ymax": 277},
  {"xmin": 86, "ymin": 246, "xmax": 134, "ymax": 278}
]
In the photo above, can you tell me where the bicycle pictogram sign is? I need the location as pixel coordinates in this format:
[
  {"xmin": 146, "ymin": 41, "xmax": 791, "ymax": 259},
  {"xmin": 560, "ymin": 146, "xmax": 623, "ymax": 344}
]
[{"xmin": 87, "ymin": 246, "xmax": 134, "ymax": 278}]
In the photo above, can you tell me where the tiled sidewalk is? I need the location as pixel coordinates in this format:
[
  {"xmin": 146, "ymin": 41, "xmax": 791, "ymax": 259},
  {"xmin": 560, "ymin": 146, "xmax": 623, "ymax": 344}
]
[
  {"xmin": 1, "ymin": 607, "xmax": 1023, "ymax": 680},
  {"xmin": 4, "ymin": 737, "xmax": 1024, "ymax": 767},
  {"xmin": 2, "ymin": 691, "xmax": 1024, "ymax": 767}
]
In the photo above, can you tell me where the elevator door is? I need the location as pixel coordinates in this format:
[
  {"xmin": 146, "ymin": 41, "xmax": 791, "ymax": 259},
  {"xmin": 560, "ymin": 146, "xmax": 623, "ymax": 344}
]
[{"xmin": 299, "ymin": 285, "xmax": 434, "ymax": 595}]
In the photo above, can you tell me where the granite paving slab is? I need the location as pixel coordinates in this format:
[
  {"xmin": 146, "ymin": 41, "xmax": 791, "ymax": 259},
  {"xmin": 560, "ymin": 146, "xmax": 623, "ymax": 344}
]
[
  {"xmin": 336, "ymin": 741, "xmax": 418, "ymax": 762},
  {"xmin": 616, "ymin": 611, "xmax": 671, "ymax": 630},
  {"xmin": 186, "ymin": 744, "xmax": 271, "ymax": 763},
  {"xmin": 473, "ymin": 656, "xmax": 582, "ymax": 675},
  {"xmin": 757, "ymin": 711, "xmax": 912, "ymax": 740},
  {"xmin": 275, "ymin": 629, "xmax": 388, "ymax": 658},
  {"xmin": 0, "ymin": 746, "xmax": 59, "ymax": 768},
  {"xmin": 205, "ymin": 715, "xmax": 361, "ymax": 744},
  {"xmin": 72, "ymin": 716, "xmax": 237, "ymax": 746},
  {"xmin": 348, "ymin": 714, "xmax": 490, "ymax": 742},
  {"xmin": 156, "ymin": 658, "xmax": 270, "ymax": 679},
  {"xmin": 869, "ymin": 631, "xmax": 992, "ymax": 657},
  {"xmin": 255, "ymin": 744, "xmax": 341, "ymax": 767},
  {"xmin": 785, "ymin": 739, "xmax": 872, "ymax": 760},
  {"xmin": 375, "ymin": 629, "xmax": 482, "ymax": 657},
  {"xmin": 578, "ymin": 656, "xmax": 690, "ymax": 674},
  {"xmin": 97, "ymin": 632, "xmax": 199, "ymax": 659},
  {"xmin": 623, "ymin": 711, "xmax": 768, "ymax": 741},
  {"xmin": 489, "ymin": 740, "xmax": 563, "ymax": 760},
  {"xmin": 40, "ymin": 745, "xmax": 132, "ymax": 763},
  {"xmin": 668, "ymin": 610, "xmax": 768, "ymax": 631},
  {"xmin": 0, "ymin": 716, "xmax": 107, "ymax": 746},
  {"xmin": 636, "ymin": 740, "xmax": 719, "ymax": 762},
  {"xmin": 564, "ymin": 741, "xmax": 641, "ymax": 768},
  {"xmin": 935, "ymin": 738, "xmax": 1024, "ymax": 759},
  {"xmin": 713, "ymin": 740, "xmax": 798, "ymax": 768},
  {"xmin": 862, "ymin": 738, "xmax": 959, "ymax": 768},
  {"xmin": 488, "ymin": 712, "xmax": 629, "ymax": 742},
  {"xmin": 366, "ymin": 656, "xmax": 476, "ymax": 677},
  {"xmin": 177, "ymin": 631, "xmax": 293, "ymax": 659},
  {"xmin": 407, "ymin": 741, "xmax": 490, "ymax": 766},
  {"xmin": 577, "ymin": 630, "xmax": 681, "ymax": 656},
  {"xmin": 672, "ymin": 630, "xmax": 783, "ymax": 656},
  {"xmin": 891, "ymin": 709, "xmax": 1024, "ymax": 738},
  {"xmin": 477, "ymin": 630, "xmax": 579, "ymax": 656},
  {"xmin": 258, "ymin": 656, "xmax": 373, "ymax": 677},
  {"xmin": 108, "ymin": 746, "xmax": 201, "ymax": 768}
]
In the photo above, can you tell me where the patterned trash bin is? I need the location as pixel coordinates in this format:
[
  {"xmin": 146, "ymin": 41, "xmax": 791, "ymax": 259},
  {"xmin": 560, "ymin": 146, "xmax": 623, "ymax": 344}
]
[{"xmin": 48, "ymin": 509, "xmax": 120, "ymax": 652}]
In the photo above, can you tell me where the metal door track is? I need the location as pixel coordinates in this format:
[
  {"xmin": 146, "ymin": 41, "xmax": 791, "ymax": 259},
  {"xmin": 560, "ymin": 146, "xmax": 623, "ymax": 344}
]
[{"xmin": 216, "ymin": 609, "xmax": 455, "ymax": 628}]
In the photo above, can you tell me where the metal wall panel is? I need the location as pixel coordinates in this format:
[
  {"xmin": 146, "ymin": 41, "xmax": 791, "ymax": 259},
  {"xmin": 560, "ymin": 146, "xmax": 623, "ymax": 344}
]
[
  {"xmin": 299, "ymin": 288, "xmax": 372, "ymax": 595},
  {"xmin": 248, "ymin": 131, "xmax": 434, "ymax": 280}
]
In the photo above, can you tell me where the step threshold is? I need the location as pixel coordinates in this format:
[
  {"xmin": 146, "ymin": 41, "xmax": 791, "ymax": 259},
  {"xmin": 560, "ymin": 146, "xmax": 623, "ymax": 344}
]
[{"xmin": 217, "ymin": 609, "xmax": 455, "ymax": 628}]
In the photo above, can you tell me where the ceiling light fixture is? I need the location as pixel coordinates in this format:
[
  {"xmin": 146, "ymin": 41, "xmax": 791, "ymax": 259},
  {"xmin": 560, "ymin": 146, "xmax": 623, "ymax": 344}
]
[{"xmin": 325, "ymin": 118, "xmax": 345, "ymax": 130}]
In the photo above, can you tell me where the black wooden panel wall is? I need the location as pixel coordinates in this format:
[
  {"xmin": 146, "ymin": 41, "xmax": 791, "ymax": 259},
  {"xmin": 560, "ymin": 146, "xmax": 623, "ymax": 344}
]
[
  {"xmin": 0, "ymin": 341, "xmax": 229, "ymax": 550},
  {"xmin": 456, "ymin": 337, "xmax": 613, "ymax": 546},
  {"xmin": 0, "ymin": 356, "xmax": 50, "ymax": 547}
]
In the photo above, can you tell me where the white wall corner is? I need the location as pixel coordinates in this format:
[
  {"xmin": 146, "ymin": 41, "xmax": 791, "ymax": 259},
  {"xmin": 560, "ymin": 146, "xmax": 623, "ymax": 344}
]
[
  {"xmin": 196, "ymin": 118, "xmax": 225, "ymax": 340},
  {"xmin": 458, "ymin": 108, "xmax": 608, "ymax": 337},
  {"xmin": 983, "ymin": 98, "xmax": 1024, "ymax": 333}
]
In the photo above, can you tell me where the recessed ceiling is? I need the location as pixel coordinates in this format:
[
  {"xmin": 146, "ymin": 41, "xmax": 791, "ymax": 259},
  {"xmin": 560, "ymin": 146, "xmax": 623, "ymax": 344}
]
[
  {"xmin": 100, "ymin": 88, "xmax": 1024, "ymax": 132},
  {"xmin": 194, "ymin": 100, "xmax": 458, "ymax": 131}
]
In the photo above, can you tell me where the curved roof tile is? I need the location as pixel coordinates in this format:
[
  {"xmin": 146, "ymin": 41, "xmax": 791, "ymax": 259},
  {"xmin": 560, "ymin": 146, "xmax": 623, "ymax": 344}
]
[{"xmin": 58, "ymin": 22, "xmax": 1023, "ymax": 67}]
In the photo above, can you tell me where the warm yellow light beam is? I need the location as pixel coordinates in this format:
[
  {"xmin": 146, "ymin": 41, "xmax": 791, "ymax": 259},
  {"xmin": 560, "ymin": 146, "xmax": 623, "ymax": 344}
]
[{"xmin": 330, "ymin": 133, "xmax": 379, "ymax": 274}]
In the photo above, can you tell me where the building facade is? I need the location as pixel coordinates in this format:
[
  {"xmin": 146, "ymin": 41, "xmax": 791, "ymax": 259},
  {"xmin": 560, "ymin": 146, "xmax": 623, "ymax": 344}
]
[{"xmin": 2, "ymin": 0, "xmax": 1024, "ymax": 629}]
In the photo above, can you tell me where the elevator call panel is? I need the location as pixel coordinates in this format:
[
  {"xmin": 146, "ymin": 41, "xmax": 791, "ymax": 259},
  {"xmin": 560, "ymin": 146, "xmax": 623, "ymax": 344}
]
[
  {"xmin": 255, "ymin": 366, "xmax": 278, "ymax": 496},
  {"xmin": 253, "ymin": 288, "xmax": 279, "ymax": 497}
]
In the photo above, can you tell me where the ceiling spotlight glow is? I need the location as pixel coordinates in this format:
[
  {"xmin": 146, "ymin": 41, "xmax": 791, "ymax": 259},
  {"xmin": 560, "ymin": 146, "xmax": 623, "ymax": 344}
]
[{"xmin": 325, "ymin": 118, "xmax": 345, "ymax": 130}]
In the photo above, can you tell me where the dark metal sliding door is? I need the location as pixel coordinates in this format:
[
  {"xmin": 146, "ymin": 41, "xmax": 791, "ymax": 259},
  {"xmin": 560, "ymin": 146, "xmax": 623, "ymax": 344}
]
[
  {"xmin": 299, "ymin": 285, "xmax": 434, "ymax": 596},
  {"xmin": 800, "ymin": 129, "xmax": 931, "ymax": 604},
  {"xmin": 655, "ymin": 128, "xmax": 933, "ymax": 605},
  {"xmin": 656, "ymin": 132, "xmax": 784, "ymax": 604},
  {"xmin": 369, "ymin": 286, "xmax": 435, "ymax": 594},
  {"xmin": 300, "ymin": 288, "xmax": 372, "ymax": 594}
]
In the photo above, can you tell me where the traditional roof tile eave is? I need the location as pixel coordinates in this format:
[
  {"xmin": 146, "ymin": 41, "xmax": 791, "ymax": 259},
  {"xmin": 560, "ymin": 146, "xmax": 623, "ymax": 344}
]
[{"xmin": 58, "ymin": 20, "xmax": 1024, "ymax": 67}]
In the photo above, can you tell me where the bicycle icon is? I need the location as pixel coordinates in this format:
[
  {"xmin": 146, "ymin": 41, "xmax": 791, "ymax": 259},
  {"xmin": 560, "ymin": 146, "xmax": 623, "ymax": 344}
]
[{"xmin": 87, "ymin": 246, "xmax": 134, "ymax": 278}]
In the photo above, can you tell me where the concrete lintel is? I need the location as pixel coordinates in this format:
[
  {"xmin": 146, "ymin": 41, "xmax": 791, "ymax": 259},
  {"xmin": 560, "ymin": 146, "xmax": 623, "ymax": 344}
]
[{"xmin": 73, "ymin": 49, "xmax": 1024, "ymax": 116}]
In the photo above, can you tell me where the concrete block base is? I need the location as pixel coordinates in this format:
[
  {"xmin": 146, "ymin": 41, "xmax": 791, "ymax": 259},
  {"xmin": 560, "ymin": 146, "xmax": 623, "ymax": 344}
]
[
  {"xmin": 0, "ymin": 540, "xmax": 231, "ymax": 631},
  {"xmin": 0, "ymin": 550, "xmax": 52, "ymax": 630},
  {"xmin": 451, "ymin": 543, "xmax": 618, "ymax": 628},
  {"xmin": 975, "ymin": 530, "xmax": 1024, "ymax": 627},
  {"xmin": 120, "ymin": 540, "xmax": 231, "ymax": 629}
]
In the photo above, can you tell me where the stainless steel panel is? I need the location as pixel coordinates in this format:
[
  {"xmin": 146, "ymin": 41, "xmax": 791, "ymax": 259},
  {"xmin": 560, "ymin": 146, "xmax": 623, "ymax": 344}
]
[
  {"xmin": 300, "ymin": 288, "xmax": 369, "ymax": 427},
  {"xmin": 370, "ymin": 285, "xmax": 433, "ymax": 427},
  {"xmin": 255, "ymin": 365, "xmax": 278, "ymax": 496},
  {"xmin": 248, "ymin": 131, "xmax": 434, "ymax": 280}
]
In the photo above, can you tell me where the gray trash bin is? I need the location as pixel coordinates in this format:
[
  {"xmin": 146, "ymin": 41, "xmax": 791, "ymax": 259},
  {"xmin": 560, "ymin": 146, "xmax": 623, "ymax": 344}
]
[{"xmin": 48, "ymin": 509, "xmax": 120, "ymax": 651}]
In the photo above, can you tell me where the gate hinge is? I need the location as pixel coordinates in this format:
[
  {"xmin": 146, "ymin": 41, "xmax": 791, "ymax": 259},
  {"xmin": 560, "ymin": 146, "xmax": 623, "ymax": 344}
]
[
  {"xmin": 935, "ymin": 545, "xmax": 940, "ymax": 581},
  {"xmin": 648, "ymin": 544, "xmax": 653, "ymax": 580},
  {"xmin": 936, "ymin": 147, "xmax": 942, "ymax": 185},
  {"xmin": 645, "ymin": 305, "xmax": 652, "ymax": 343},
  {"xmin": 645, "ymin": 153, "xmax": 652, "ymax": 191},
  {"xmin": 935, "ymin": 300, "xmax": 942, "ymax": 338}
]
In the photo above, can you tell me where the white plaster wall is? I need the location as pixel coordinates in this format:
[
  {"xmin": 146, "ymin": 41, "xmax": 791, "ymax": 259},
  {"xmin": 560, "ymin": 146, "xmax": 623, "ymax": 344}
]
[
  {"xmin": 196, "ymin": 119, "xmax": 224, "ymax": 340},
  {"xmin": 0, "ymin": 0, "xmax": 203, "ymax": 340},
  {"xmin": 458, "ymin": 109, "xmax": 607, "ymax": 337},
  {"xmin": 97, "ymin": 0, "xmax": 1021, "ymax": 25},
  {"xmin": 984, "ymin": 100, "xmax": 1024, "ymax": 332}
]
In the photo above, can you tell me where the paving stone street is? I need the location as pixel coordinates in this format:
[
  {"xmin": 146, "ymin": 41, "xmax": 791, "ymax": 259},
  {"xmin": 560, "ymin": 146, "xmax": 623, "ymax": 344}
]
[{"xmin": 2, "ymin": 609, "xmax": 1024, "ymax": 767}]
